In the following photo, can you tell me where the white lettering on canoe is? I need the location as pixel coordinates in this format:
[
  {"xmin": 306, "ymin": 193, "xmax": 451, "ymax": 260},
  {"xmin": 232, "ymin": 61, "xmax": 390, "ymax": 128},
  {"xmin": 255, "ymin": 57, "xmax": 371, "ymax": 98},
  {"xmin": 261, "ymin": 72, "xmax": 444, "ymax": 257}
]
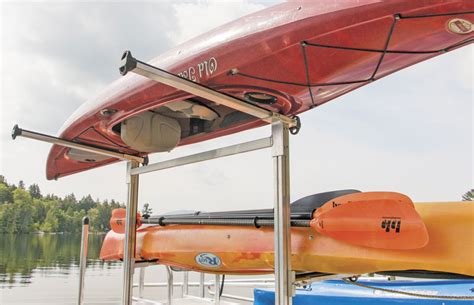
[{"xmin": 178, "ymin": 57, "xmax": 218, "ymax": 82}]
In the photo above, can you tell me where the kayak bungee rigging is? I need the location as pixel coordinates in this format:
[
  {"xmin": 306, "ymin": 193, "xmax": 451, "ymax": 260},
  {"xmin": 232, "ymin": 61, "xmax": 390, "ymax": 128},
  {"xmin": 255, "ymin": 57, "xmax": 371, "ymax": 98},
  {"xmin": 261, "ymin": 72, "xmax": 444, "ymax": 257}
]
[
  {"xmin": 109, "ymin": 190, "xmax": 430, "ymax": 251},
  {"xmin": 100, "ymin": 190, "xmax": 474, "ymax": 277},
  {"xmin": 112, "ymin": 190, "xmax": 364, "ymax": 230}
]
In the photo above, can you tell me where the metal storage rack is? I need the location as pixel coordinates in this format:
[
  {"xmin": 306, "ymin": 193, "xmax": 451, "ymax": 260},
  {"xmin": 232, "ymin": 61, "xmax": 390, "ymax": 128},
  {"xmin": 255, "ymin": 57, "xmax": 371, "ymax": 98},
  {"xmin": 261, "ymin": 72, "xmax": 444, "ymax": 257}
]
[{"xmin": 12, "ymin": 51, "xmax": 301, "ymax": 305}]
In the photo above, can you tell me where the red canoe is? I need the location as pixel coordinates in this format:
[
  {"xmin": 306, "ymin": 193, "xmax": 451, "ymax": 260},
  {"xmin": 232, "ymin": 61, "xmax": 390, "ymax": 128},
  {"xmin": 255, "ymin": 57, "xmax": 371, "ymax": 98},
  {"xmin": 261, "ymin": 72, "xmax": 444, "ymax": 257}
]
[{"xmin": 47, "ymin": 0, "xmax": 473, "ymax": 180}]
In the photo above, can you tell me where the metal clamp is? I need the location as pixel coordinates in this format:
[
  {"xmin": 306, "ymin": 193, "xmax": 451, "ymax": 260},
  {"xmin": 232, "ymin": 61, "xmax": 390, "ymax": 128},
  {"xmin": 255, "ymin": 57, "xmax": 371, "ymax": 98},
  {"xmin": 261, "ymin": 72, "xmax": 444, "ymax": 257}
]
[
  {"xmin": 119, "ymin": 51, "xmax": 137, "ymax": 76},
  {"xmin": 11, "ymin": 124, "xmax": 22, "ymax": 140},
  {"xmin": 289, "ymin": 116, "xmax": 301, "ymax": 135}
]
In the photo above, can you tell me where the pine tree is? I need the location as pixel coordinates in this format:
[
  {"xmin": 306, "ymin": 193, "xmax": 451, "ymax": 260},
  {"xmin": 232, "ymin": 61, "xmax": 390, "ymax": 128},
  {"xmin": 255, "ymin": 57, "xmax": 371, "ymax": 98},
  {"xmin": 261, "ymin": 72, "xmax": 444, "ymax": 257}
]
[
  {"xmin": 29, "ymin": 184, "xmax": 42, "ymax": 199},
  {"xmin": 141, "ymin": 203, "xmax": 153, "ymax": 219},
  {"xmin": 462, "ymin": 189, "xmax": 474, "ymax": 201}
]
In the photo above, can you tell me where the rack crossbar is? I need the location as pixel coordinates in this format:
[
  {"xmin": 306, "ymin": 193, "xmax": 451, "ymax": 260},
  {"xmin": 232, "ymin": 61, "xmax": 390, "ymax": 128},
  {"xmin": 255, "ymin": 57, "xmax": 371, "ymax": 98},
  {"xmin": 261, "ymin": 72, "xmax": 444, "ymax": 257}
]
[
  {"xmin": 130, "ymin": 137, "xmax": 272, "ymax": 176},
  {"xmin": 119, "ymin": 51, "xmax": 297, "ymax": 128},
  {"xmin": 11, "ymin": 125, "xmax": 145, "ymax": 164}
]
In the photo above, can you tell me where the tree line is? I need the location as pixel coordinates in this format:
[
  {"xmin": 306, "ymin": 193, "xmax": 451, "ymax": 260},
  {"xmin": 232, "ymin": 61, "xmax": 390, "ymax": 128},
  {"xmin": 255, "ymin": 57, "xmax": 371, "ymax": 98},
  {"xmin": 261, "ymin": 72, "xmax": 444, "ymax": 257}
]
[
  {"xmin": 0, "ymin": 174, "xmax": 471, "ymax": 234},
  {"xmin": 0, "ymin": 175, "xmax": 124, "ymax": 233}
]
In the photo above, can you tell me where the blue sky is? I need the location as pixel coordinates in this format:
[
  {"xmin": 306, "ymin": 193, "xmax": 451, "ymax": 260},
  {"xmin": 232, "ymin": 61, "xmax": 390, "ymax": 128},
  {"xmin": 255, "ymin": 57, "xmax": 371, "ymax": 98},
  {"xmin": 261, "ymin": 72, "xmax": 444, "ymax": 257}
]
[{"xmin": 0, "ymin": 1, "xmax": 472, "ymax": 213}]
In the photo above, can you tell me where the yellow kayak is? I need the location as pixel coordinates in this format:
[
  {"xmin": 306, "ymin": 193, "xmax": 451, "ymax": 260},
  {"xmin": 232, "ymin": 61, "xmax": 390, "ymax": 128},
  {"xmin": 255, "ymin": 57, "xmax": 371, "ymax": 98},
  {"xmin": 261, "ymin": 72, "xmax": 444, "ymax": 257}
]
[{"xmin": 100, "ymin": 202, "xmax": 474, "ymax": 277}]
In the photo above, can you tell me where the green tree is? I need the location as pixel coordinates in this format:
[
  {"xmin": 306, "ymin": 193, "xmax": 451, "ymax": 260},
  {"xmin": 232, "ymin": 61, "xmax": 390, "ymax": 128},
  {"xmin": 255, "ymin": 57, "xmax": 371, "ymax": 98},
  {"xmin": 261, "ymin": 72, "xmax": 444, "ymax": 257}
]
[
  {"xmin": 0, "ymin": 176, "xmax": 125, "ymax": 233},
  {"xmin": 32, "ymin": 199, "xmax": 47, "ymax": 227},
  {"xmin": 41, "ymin": 209, "xmax": 59, "ymax": 232},
  {"xmin": 18, "ymin": 180, "xmax": 25, "ymax": 189},
  {"xmin": 13, "ymin": 188, "xmax": 32, "ymax": 205},
  {"xmin": 0, "ymin": 204, "xmax": 16, "ymax": 233},
  {"xmin": 16, "ymin": 201, "xmax": 34, "ymax": 233},
  {"xmin": 28, "ymin": 184, "xmax": 42, "ymax": 199},
  {"xmin": 88, "ymin": 208, "xmax": 100, "ymax": 231},
  {"xmin": 95, "ymin": 202, "xmax": 111, "ymax": 231},
  {"xmin": 78, "ymin": 195, "xmax": 95, "ymax": 212},
  {"xmin": 462, "ymin": 189, "xmax": 474, "ymax": 201},
  {"xmin": 141, "ymin": 203, "xmax": 153, "ymax": 219},
  {"xmin": 0, "ymin": 183, "xmax": 13, "ymax": 204},
  {"xmin": 63, "ymin": 193, "xmax": 77, "ymax": 211},
  {"xmin": 71, "ymin": 210, "xmax": 86, "ymax": 232}
]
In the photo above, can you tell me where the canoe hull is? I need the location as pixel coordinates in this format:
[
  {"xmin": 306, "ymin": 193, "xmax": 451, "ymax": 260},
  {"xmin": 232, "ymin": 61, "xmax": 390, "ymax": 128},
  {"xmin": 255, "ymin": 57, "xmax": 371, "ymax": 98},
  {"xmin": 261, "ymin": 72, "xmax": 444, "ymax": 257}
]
[{"xmin": 46, "ymin": 0, "xmax": 474, "ymax": 179}]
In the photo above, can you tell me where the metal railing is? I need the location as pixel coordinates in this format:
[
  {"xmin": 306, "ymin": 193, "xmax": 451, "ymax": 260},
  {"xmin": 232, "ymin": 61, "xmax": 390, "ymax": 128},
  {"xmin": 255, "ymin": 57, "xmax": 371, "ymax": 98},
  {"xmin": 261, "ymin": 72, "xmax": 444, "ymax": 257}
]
[
  {"xmin": 77, "ymin": 216, "xmax": 89, "ymax": 305},
  {"xmin": 131, "ymin": 267, "xmax": 275, "ymax": 304}
]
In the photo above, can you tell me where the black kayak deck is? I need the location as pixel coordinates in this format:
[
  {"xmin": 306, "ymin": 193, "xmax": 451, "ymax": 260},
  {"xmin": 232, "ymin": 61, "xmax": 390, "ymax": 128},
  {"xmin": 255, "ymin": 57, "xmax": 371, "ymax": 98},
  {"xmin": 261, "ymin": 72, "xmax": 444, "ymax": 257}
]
[{"xmin": 145, "ymin": 190, "xmax": 360, "ymax": 221}]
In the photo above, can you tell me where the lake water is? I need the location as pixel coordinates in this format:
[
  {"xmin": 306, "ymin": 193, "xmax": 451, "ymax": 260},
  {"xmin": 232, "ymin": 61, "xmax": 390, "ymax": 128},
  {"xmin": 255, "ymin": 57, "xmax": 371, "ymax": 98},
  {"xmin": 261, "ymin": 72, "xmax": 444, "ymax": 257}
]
[
  {"xmin": 0, "ymin": 234, "xmax": 255, "ymax": 304},
  {"xmin": 0, "ymin": 233, "xmax": 124, "ymax": 304}
]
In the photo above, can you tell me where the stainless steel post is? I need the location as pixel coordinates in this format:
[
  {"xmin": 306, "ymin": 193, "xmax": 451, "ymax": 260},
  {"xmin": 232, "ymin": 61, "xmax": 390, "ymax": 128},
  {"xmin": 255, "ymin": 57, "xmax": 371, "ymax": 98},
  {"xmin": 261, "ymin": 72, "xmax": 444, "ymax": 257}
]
[
  {"xmin": 77, "ymin": 216, "xmax": 89, "ymax": 305},
  {"xmin": 166, "ymin": 266, "xmax": 174, "ymax": 305},
  {"xmin": 138, "ymin": 267, "xmax": 145, "ymax": 298},
  {"xmin": 214, "ymin": 274, "xmax": 221, "ymax": 305},
  {"xmin": 182, "ymin": 271, "xmax": 189, "ymax": 297},
  {"xmin": 272, "ymin": 121, "xmax": 293, "ymax": 305},
  {"xmin": 122, "ymin": 161, "xmax": 140, "ymax": 305},
  {"xmin": 199, "ymin": 273, "xmax": 205, "ymax": 298}
]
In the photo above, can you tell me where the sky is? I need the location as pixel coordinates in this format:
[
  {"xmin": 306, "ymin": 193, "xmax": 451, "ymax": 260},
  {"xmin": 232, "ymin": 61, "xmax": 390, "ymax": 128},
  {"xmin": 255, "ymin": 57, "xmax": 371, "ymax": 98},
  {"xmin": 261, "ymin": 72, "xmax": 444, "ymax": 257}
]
[{"xmin": 0, "ymin": 1, "xmax": 472, "ymax": 214}]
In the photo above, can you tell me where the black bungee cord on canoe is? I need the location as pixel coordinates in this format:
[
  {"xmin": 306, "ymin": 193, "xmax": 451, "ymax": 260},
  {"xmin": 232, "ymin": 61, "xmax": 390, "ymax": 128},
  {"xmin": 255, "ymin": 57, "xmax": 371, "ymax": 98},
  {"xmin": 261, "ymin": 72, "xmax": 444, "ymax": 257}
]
[{"xmin": 230, "ymin": 11, "xmax": 474, "ymax": 109}]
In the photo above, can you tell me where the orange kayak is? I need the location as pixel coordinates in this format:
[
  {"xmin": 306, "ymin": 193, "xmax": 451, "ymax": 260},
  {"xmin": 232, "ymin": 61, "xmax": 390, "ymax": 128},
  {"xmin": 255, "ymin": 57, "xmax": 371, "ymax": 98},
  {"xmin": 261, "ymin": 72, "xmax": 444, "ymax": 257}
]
[{"xmin": 100, "ymin": 201, "xmax": 474, "ymax": 277}]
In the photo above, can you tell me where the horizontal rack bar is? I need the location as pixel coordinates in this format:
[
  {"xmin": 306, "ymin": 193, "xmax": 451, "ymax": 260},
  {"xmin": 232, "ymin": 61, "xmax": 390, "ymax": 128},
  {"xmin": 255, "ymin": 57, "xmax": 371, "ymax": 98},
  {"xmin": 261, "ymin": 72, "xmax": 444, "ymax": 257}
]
[
  {"xmin": 119, "ymin": 51, "xmax": 297, "ymax": 128},
  {"xmin": 133, "ymin": 281, "xmax": 274, "ymax": 288},
  {"xmin": 11, "ymin": 125, "xmax": 146, "ymax": 164},
  {"xmin": 130, "ymin": 137, "xmax": 272, "ymax": 176}
]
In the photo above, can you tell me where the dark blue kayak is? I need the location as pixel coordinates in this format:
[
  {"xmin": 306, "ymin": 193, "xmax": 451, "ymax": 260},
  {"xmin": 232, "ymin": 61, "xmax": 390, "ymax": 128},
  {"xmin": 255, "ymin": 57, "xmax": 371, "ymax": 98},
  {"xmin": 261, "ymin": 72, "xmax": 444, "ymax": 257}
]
[{"xmin": 254, "ymin": 279, "xmax": 474, "ymax": 305}]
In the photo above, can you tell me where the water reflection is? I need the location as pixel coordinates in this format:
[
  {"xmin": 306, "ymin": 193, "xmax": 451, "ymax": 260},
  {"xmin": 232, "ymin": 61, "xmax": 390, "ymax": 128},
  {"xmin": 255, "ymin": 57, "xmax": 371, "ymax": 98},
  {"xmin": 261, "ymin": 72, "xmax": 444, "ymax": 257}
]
[{"xmin": 0, "ymin": 233, "xmax": 120, "ymax": 286}]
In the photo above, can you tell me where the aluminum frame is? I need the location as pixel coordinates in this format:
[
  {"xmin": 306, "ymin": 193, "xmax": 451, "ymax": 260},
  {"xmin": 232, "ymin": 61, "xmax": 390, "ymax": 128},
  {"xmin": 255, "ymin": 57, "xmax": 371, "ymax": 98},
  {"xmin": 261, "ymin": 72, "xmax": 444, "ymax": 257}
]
[
  {"xmin": 77, "ymin": 216, "xmax": 89, "ymax": 305},
  {"xmin": 166, "ymin": 266, "xmax": 174, "ymax": 304},
  {"xmin": 214, "ymin": 275, "xmax": 221, "ymax": 305},
  {"xmin": 119, "ymin": 51, "xmax": 297, "ymax": 128},
  {"xmin": 120, "ymin": 121, "xmax": 292, "ymax": 305},
  {"xmin": 272, "ymin": 122, "xmax": 294, "ymax": 305},
  {"xmin": 13, "ymin": 123, "xmax": 294, "ymax": 305},
  {"xmin": 12, "ymin": 52, "xmax": 297, "ymax": 305},
  {"xmin": 122, "ymin": 161, "xmax": 140, "ymax": 305},
  {"xmin": 130, "ymin": 137, "xmax": 272, "ymax": 176},
  {"xmin": 121, "ymin": 54, "xmax": 295, "ymax": 304},
  {"xmin": 11, "ymin": 125, "xmax": 145, "ymax": 164}
]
